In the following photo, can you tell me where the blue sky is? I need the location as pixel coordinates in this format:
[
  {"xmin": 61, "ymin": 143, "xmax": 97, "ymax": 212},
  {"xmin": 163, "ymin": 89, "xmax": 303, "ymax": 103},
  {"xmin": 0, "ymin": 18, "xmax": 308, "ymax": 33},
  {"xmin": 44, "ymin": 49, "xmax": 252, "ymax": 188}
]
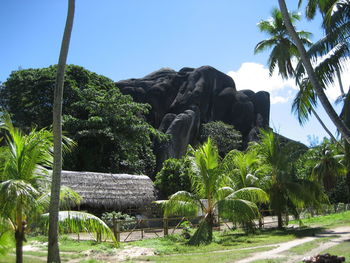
[{"xmin": 1, "ymin": 0, "xmax": 349, "ymax": 145}]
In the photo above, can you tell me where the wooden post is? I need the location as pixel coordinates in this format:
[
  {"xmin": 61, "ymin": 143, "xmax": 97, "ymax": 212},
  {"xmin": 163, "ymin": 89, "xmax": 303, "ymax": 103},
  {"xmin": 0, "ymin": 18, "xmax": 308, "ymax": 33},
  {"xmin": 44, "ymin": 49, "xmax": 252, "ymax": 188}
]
[
  {"xmin": 112, "ymin": 214, "xmax": 121, "ymax": 242},
  {"xmin": 163, "ymin": 218, "xmax": 168, "ymax": 237},
  {"xmin": 141, "ymin": 220, "xmax": 144, "ymax": 239}
]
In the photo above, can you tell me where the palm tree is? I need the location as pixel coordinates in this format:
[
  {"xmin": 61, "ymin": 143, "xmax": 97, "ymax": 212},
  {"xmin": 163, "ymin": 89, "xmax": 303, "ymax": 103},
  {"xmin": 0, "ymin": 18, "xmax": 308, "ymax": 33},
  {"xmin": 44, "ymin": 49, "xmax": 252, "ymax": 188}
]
[
  {"xmin": 221, "ymin": 149, "xmax": 269, "ymax": 190},
  {"xmin": 255, "ymin": 8, "xmax": 337, "ymax": 141},
  {"xmin": 0, "ymin": 115, "xmax": 54, "ymax": 263},
  {"xmin": 311, "ymin": 140, "xmax": 346, "ymax": 191},
  {"xmin": 159, "ymin": 138, "xmax": 268, "ymax": 245},
  {"xmin": 48, "ymin": 0, "xmax": 75, "ymax": 262},
  {"xmin": 298, "ymin": 0, "xmax": 348, "ymax": 99},
  {"xmin": 255, "ymin": 8, "xmax": 312, "ymax": 79},
  {"xmin": 278, "ymin": 0, "xmax": 350, "ymax": 144},
  {"xmin": 252, "ymin": 129, "xmax": 326, "ymax": 228}
]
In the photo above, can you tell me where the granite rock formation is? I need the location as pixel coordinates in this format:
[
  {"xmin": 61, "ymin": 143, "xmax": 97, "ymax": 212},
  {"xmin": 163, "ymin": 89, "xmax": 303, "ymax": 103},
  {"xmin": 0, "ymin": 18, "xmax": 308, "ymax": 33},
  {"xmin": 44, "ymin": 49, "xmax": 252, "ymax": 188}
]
[{"xmin": 116, "ymin": 66, "xmax": 270, "ymax": 167}]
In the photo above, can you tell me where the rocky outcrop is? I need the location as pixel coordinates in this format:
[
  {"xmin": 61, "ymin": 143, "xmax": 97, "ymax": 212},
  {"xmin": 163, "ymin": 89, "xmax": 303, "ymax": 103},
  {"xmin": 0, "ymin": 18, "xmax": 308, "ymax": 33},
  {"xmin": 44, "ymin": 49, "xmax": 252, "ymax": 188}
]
[{"xmin": 116, "ymin": 66, "xmax": 270, "ymax": 166}]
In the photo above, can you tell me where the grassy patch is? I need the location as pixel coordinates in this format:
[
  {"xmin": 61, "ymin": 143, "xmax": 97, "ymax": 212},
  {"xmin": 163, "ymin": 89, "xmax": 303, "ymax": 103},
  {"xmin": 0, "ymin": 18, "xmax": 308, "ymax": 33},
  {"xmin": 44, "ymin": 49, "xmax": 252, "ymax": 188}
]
[
  {"xmin": 293, "ymin": 211, "xmax": 350, "ymax": 228},
  {"xmin": 142, "ymin": 246, "xmax": 272, "ymax": 263},
  {"xmin": 250, "ymin": 259, "xmax": 288, "ymax": 263},
  {"xmin": 0, "ymin": 254, "xmax": 46, "ymax": 263},
  {"xmin": 320, "ymin": 240, "xmax": 350, "ymax": 259},
  {"xmin": 287, "ymin": 237, "xmax": 334, "ymax": 255},
  {"xmin": 129, "ymin": 227, "xmax": 325, "ymax": 255}
]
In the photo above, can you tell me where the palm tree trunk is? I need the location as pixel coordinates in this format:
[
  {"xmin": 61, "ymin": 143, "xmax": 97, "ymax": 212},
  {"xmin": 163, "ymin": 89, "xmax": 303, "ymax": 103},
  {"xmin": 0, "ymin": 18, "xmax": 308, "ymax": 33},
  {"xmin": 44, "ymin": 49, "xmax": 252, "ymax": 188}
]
[
  {"xmin": 277, "ymin": 212, "xmax": 283, "ymax": 229},
  {"xmin": 206, "ymin": 212, "xmax": 214, "ymax": 242},
  {"xmin": 15, "ymin": 205, "xmax": 23, "ymax": 263},
  {"xmin": 15, "ymin": 230, "xmax": 23, "ymax": 263},
  {"xmin": 294, "ymin": 72, "xmax": 338, "ymax": 143},
  {"xmin": 278, "ymin": 0, "xmax": 350, "ymax": 144},
  {"xmin": 310, "ymin": 107, "xmax": 338, "ymax": 143},
  {"xmin": 47, "ymin": 1, "xmax": 75, "ymax": 262},
  {"xmin": 336, "ymin": 69, "xmax": 345, "ymax": 98}
]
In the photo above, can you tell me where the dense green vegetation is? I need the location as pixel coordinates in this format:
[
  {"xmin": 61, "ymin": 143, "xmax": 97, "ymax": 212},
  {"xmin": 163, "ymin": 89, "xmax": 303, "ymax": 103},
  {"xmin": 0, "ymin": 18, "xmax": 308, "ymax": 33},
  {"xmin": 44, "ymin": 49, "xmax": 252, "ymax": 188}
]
[
  {"xmin": 199, "ymin": 121, "xmax": 242, "ymax": 156},
  {"xmin": 0, "ymin": 65, "xmax": 165, "ymax": 176},
  {"xmin": 1, "ymin": 0, "xmax": 350, "ymax": 261}
]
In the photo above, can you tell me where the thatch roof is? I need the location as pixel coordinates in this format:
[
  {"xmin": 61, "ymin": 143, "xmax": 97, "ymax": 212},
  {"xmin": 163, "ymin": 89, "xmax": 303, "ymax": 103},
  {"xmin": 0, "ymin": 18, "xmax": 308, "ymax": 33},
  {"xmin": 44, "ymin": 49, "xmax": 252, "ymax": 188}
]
[{"xmin": 61, "ymin": 171, "xmax": 156, "ymax": 210}]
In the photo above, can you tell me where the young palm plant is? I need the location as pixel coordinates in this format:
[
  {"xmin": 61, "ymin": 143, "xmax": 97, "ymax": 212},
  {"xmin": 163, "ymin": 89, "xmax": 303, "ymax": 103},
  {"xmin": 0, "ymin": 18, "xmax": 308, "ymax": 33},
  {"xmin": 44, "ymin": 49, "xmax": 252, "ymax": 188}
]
[
  {"xmin": 251, "ymin": 129, "xmax": 327, "ymax": 228},
  {"xmin": 0, "ymin": 114, "xmax": 54, "ymax": 263},
  {"xmin": 0, "ymin": 115, "xmax": 116, "ymax": 263},
  {"xmin": 158, "ymin": 138, "xmax": 268, "ymax": 245}
]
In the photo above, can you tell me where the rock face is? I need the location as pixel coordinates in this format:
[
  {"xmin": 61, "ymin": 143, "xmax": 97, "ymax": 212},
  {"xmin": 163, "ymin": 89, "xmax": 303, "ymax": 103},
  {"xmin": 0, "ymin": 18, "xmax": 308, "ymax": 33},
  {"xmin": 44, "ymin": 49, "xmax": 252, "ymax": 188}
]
[{"xmin": 116, "ymin": 66, "xmax": 270, "ymax": 167}]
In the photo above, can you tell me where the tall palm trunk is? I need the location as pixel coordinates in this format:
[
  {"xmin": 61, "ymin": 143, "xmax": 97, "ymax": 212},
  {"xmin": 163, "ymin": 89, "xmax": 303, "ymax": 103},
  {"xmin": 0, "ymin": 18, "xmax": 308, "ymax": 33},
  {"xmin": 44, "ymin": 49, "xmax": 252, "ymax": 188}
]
[
  {"xmin": 278, "ymin": 0, "xmax": 350, "ymax": 144},
  {"xmin": 47, "ymin": 1, "xmax": 75, "ymax": 262},
  {"xmin": 336, "ymin": 69, "xmax": 345, "ymax": 98},
  {"xmin": 15, "ymin": 205, "xmax": 23, "ymax": 263}
]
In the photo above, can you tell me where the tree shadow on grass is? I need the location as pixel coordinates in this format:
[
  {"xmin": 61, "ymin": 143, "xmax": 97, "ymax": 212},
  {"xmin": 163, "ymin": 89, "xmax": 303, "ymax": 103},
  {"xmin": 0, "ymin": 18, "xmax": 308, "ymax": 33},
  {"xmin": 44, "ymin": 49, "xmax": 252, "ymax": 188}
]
[{"xmin": 216, "ymin": 227, "xmax": 330, "ymax": 246}]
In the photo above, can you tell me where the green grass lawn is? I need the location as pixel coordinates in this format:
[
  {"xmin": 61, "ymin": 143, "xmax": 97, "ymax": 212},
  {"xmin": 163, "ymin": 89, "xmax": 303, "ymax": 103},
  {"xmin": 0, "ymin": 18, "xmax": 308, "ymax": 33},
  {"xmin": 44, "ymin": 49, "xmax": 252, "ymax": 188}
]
[
  {"xmin": 141, "ymin": 246, "xmax": 273, "ymax": 263},
  {"xmin": 292, "ymin": 211, "xmax": 350, "ymax": 228},
  {"xmin": 1, "ymin": 211, "xmax": 349, "ymax": 263},
  {"xmin": 320, "ymin": 241, "xmax": 350, "ymax": 261}
]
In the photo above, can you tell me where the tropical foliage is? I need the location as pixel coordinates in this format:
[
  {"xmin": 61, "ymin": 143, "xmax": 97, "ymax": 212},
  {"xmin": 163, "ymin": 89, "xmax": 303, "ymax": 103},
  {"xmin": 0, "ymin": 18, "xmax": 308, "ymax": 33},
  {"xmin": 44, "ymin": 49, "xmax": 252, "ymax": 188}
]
[
  {"xmin": 158, "ymin": 138, "xmax": 269, "ymax": 245},
  {"xmin": 154, "ymin": 156, "xmax": 193, "ymax": 199},
  {"xmin": 0, "ymin": 65, "xmax": 165, "ymax": 176},
  {"xmin": 0, "ymin": 115, "xmax": 116, "ymax": 262},
  {"xmin": 0, "ymin": 114, "xmax": 55, "ymax": 263},
  {"xmin": 251, "ymin": 130, "xmax": 328, "ymax": 228},
  {"xmin": 199, "ymin": 121, "xmax": 242, "ymax": 156}
]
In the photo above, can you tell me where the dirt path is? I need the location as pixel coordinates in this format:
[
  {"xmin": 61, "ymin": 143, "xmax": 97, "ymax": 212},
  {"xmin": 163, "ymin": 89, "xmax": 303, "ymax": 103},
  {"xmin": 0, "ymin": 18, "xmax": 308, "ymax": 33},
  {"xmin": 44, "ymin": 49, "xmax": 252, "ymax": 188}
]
[{"xmin": 235, "ymin": 226, "xmax": 350, "ymax": 263}]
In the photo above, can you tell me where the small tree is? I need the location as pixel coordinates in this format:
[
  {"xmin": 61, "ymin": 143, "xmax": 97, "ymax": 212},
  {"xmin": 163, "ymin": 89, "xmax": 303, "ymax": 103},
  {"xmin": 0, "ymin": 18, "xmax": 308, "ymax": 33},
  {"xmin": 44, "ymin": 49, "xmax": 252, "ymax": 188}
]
[
  {"xmin": 154, "ymin": 156, "xmax": 193, "ymax": 199},
  {"xmin": 200, "ymin": 121, "xmax": 242, "ymax": 156}
]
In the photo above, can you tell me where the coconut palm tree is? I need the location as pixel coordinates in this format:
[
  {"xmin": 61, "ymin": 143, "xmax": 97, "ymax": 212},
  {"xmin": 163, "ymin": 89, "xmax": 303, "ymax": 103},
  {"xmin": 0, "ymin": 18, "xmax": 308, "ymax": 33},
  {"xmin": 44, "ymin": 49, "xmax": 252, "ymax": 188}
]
[
  {"xmin": 311, "ymin": 140, "xmax": 346, "ymax": 191},
  {"xmin": 255, "ymin": 8, "xmax": 337, "ymax": 141},
  {"xmin": 159, "ymin": 138, "xmax": 268, "ymax": 245},
  {"xmin": 48, "ymin": 0, "xmax": 75, "ymax": 262},
  {"xmin": 252, "ymin": 129, "xmax": 327, "ymax": 228},
  {"xmin": 278, "ymin": 0, "xmax": 350, "ymax": 144},
  {"xmin": 0, "ymin": 115, "xmax": 54, "ymax": 263},
  {"xmin": 255, "ymin": 8, "xmax": 312, "ymax": 79},
  {"xmin": 297, "ymin": 0, "xmax": 348, "ymax": 99},
  {"xmin": 0, "ymin": 115, "xmax": 116, "ymax": 262}
]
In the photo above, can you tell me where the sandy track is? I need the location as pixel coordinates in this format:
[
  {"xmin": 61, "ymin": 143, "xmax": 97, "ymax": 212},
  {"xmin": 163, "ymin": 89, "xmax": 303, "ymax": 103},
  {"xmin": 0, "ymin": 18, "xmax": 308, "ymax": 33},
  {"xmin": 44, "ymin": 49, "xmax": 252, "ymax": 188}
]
[{"xmin": 235, "ymin": 226, "xmax": 350, "ymax": 263}]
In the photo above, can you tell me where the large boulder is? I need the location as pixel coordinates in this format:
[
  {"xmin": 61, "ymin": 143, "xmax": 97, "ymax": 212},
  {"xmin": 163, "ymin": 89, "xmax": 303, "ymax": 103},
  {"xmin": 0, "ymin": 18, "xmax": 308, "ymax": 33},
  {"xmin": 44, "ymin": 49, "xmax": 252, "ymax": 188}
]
[{"xmin": 116, "ymin": 66, "xmax": 270, "ymax": 164}]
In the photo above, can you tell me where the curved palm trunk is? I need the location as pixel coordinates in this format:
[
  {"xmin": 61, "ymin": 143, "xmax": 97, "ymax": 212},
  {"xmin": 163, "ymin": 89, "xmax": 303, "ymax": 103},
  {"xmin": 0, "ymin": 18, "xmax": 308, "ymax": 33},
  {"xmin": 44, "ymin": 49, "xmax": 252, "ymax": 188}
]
[
  {"xmin": 278, "ymin": 0, "xmax": 350, "ymax": 144},
  {"xmin": 336, "ymin": 69, "xmax": 345, "ymax": 98},
  {"xmin": 294, "ymin": 73, "xmax": 338, "ymax": 143},
  {"xmin": 47, "ymin": 1, "xmax": 75, "ymax": 262},
  {"xmin": 310, "ymin": 107, "xmax": 338, "ymax": 143},
  {"xmin": 188, "ymin": 212, "xmax": 214, "ymax": 245}
]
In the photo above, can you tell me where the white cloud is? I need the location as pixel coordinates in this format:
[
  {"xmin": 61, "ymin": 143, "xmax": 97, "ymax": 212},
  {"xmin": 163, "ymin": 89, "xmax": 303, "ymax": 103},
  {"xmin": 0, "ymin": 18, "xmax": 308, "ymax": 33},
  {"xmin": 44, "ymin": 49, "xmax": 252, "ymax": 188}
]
[
  {"xmin": 227, "ymin": 62, "xmax": 297, "ymax": 104},
  {"xmin": 227, "ymin": 61, "xmax": 350, "ymax": 104},
  {"xmin": 271, "ymin": 96, "xmax": 289, "ymax": 104}
]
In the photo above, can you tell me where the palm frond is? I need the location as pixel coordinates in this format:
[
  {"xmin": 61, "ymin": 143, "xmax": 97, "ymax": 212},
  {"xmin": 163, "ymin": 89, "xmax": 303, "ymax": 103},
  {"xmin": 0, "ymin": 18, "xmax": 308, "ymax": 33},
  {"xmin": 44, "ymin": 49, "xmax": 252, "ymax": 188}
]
[
  {"xmin": 218, "ymin": 199, "xmax": 259, "ymax": 223},
  {"xmin": 227, "ymin": 187, "xmax": 269, "ymax": 204},
  {"xmin": 41, "ymin": 211, "xmax": 117, "ymax": 245},
  {"xmin": 156, "ymin": 191, "xmax": 201, "ymax": 217}
]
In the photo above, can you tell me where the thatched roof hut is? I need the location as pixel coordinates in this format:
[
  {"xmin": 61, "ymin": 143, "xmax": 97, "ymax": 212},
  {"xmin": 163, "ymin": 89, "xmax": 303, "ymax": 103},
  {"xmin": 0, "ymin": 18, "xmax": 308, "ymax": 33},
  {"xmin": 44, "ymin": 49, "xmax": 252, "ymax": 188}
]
[{"xmin": 61, "ymin": 171, "xmax": 156, "ymax": 211}]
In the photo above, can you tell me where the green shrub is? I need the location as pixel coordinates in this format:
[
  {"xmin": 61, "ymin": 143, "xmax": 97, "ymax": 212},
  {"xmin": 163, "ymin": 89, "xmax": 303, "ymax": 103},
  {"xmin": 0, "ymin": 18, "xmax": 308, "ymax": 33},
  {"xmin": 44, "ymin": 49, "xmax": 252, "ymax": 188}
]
[
  {"xmin": 154, "ymin": 156, "xmax": 193, "ymax": 199},
  {"xmin": 101, "ymin": 211, "xmax": 135, "ymax": 230},
  {"xmin": 200, "ymin": 121, "xmax": 242, "ymax": 156}
]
